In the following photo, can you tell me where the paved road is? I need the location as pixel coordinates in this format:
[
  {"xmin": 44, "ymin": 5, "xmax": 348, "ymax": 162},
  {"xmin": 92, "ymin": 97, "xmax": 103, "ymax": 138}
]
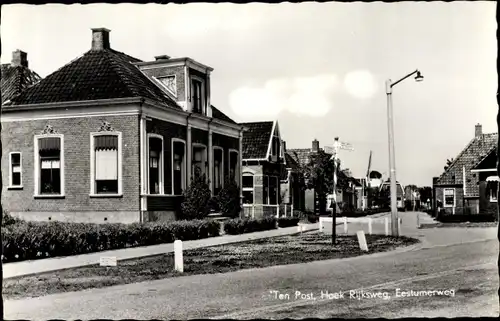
[{"xmin": 4, "ymin": 212, "xmax": 498, "ymax": 319}]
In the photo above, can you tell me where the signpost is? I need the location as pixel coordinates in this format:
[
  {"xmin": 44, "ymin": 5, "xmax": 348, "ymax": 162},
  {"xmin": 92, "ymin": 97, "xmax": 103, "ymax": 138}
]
[{"xmin": 325, "ymin": 138, "xmax": 354, "ymax": 244}]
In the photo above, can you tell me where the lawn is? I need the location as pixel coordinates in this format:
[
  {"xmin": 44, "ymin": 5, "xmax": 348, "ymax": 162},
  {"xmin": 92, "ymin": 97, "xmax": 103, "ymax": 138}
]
[
  {"xmin": 3, "ymin": 232, "xmax": 419, "ymax": 300},
  {"xmin": 420, "ymin": 222, "xmax": 497, "ymax": 229}
]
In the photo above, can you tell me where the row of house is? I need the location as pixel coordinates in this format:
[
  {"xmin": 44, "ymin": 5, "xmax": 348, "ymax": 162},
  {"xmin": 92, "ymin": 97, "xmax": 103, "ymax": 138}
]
[
  {"xmin": 433, "ymin": 123, "xmax": 498, "ymax": 216},
  {"xmin": 1, "ymin": 28, "xmax": 360, "ymax": 224}
]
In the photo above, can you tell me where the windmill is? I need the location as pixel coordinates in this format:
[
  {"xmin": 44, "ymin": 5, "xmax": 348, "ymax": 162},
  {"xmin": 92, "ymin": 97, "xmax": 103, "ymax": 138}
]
[{"xmin": 363, "ymin": 150, "xmax": 372, "ymax": 210}]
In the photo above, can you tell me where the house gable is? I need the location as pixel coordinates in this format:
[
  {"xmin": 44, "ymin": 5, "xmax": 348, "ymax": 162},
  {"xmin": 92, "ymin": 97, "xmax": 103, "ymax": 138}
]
[
  {"xmin": 241, "ymin": 121, "xmax": 274, "ymax": 160},
  {"xmin": 437, "ymin": 132, "xmax": 497, "ymax": 197}
]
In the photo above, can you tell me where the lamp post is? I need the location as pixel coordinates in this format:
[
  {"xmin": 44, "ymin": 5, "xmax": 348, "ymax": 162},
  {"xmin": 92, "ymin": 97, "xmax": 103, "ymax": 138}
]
[{"xmin": 386, "ymin": 69, "xmax": 424, "ymax": 237}]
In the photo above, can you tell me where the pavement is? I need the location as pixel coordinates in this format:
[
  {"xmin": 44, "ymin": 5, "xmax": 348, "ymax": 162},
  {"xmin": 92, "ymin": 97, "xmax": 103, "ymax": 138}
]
[{"xmin": 4, "ymin": 211, "xmax": 498, "ymax": 319}]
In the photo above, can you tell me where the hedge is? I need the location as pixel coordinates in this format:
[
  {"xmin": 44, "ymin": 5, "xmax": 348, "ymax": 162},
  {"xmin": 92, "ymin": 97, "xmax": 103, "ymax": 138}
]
[
  {"xmin": 1, "ymin": 218, "xmax": 221, "ymax": 263},
  {"xmin": 278, "ymin": 217, "xmax": 300, "ymax": 228},
  {"xmin": 223, "ymin": 217, "xmax": 277, "ymax": 235},
  {"xmin": 436, "ymin": 214, "xmax": 497, "ymax": 223}
]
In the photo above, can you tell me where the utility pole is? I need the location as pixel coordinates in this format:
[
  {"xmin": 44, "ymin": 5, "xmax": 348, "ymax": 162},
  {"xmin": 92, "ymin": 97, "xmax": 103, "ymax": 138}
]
[{"xmin": 326, "ymin": 137, "xmax": 353, "ymax": 245}]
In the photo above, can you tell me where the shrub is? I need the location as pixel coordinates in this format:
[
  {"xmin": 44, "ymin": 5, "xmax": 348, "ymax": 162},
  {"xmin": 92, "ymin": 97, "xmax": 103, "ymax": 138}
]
[
  {"xmin": 1, "ymin": 219, "xmax": 221, "ymax": 263},
  {"xmin": 215, "ymin": 178, "xmax": 241, "ymax": 218},
  {"xmin": 278, "ymin": 217, "xmax": 300, "ymax": 228},
  {"xmin": 180, "ymin": 174, "xmax": 212, "ymax": 220},
  {"xmin": 2, "ymin": 210, "xmax": 21, "ymax": 226},
  {"xmin": 223, "ymin": 217, "xmax": 277, "ymax": 235}
]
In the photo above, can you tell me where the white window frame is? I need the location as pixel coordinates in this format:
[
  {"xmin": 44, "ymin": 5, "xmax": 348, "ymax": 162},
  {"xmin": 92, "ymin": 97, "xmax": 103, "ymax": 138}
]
[
  {"xmin": 34, "ymin": 134, "xmax": 65, "ymax": 198},
  {"xmin": 213, "ymin": 146, "xmax": 224, "ymax": 191},
  {"xmin": 269, "ymin": 175, "xmax": 279, "ymax": 205},
  {"xmin": 147, "ymin": 133, "xmax": 164, "ymax": 195},
  {"xmin": 171, "ymin": 138, "xmax": 187, "ymax": 195},
  {"xmin": 192, "ymin": 143, "xmax": 208, "ymax": 179},
  {"xmin": 443, "ymin": 188, "xmax": 455, "ymax": 208},
  {"xmin": 228, "ymin": 149, "xmax": 240, "ymax": 186},
  {"xmin": 263, "ymin": 175, "xmax": 269, "ymax": 205},
  {"xmin": 487, "ymin": 179, "xmax": 498, "ymax": 203},
  {"xmin": 9, "ymin": 152, "xmax": 23, "ymax": 188},
  {"xmin": 153, "ymin": 75, "xmax": 177, "ymax": 98},
  {"xmin": 242, "ymin": 173, "xmax": 255, "ymax": 205},
  {"xmin": 89, "ymin": 131, "xmax": 122, "ymax": 197},
  {"xmin": 190, "ymin": 75, "xmax": 206, "ymax": 115}
]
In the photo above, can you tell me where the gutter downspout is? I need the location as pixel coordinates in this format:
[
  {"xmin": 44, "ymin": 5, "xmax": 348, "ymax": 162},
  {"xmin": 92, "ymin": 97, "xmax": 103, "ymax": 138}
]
[
  {"xmin": 186, "ymin": 113, "xmax": 193, "ymax": 186},
  {"xmin": 208, "ymin": 118, "xmax": 214, "ymax": 195},
  {"xmin": 239, "ymin": 126, "xmax": 245, "ymax": 217},
  {"xmin": 139, "ymin": 97, "xmax": 146, "ymax": 223}
]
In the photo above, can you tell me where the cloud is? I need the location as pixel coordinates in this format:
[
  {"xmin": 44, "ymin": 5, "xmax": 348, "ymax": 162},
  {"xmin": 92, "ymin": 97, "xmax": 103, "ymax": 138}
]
[
  {"xmin": 344, "ymin": 70, "xmax": 378, "ymax": 99},
  {"xmin": 162, "ymin": 4, "xmax": 263, "ymax": 38},
  {"xmin": 229, "ymin": 74, "xmax": 338, "ymax": 118}
]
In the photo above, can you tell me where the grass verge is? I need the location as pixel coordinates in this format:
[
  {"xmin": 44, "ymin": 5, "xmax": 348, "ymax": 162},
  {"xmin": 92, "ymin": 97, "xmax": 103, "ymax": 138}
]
[
  {"xmin": 3, "ymin": 232, "xmax": 419, "ymax": 300},
  {"xmin": 419, "ymin": 222, "xmax": 497, "ymax": 229}
]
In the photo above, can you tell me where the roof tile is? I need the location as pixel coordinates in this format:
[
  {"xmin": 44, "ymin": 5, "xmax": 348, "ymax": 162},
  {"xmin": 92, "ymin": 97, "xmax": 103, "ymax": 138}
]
[
  {"xmin": 241, "ymin": 121, "xmax": 274, "ymax": 159},
  {"xmin": 436, "ymin": 133, "xmax": 497, "ymax": 196}
]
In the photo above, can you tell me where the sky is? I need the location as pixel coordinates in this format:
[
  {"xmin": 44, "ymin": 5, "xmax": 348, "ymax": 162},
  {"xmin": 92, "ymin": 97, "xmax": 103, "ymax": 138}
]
[{"xmin": 1, "ymin": 2, "xmax": 497, "ymax": 187}]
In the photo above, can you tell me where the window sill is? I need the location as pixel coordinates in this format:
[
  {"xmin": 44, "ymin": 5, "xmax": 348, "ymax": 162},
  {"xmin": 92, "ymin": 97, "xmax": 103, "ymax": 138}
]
[
  {"xmin": 7, "ymin": 185, "xmax": 23, "ymax": 190},
  {"xmin": 490, "ymin": 199, "xmax": 498, "ymax": 203},
  {"xmin": 90, "ymin": 194, "xmax": 123, "ymax": 198},
  {"xmin": 34, "ymin": 194, "xmax": 65, "ymax": 199}
]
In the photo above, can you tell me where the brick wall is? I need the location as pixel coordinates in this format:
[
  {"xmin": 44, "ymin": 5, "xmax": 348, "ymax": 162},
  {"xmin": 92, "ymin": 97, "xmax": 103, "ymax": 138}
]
[
  {"xmin": 140, "ymin": 66, "xmax": 186, "ymax": 102},
  {"xmin": 435, "ymin": 186, "xmax": 466, "ymax": 214},
  {"xmin": 1, "ymin": 115, "xmax": 141, "ymax": 219}
]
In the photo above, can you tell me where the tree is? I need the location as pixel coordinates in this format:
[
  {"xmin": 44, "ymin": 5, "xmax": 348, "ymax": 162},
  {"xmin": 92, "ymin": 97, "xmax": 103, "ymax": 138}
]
[
  {"xmin": 418, "ymin": 186, "xmax": 433, "ymax": 204},
  {"xmin": 180, "ymin": 173, "xmax": 212, "ymax": 220},
  {"xmin": 297, "ymin": 150, "xmax": 337, "ymax": 243},
  {"xmin": 215, "ymin": 177, "xmax": 241, "ymax": 218},
  {"xmin": 443, "ymin": 158, "xmax": 454, "ymax": 171}
]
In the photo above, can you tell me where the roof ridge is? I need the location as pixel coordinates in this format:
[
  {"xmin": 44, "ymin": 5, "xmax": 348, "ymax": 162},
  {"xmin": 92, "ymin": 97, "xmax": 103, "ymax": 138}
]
[
  {"xmin": 103, "ymin": 50, "xmax": 142, "ymax": 98},
  {"xmin": 472, "ymin": 144, "xmax": 497, "ymax": 169},
  {"xmin": 438, "ymin": 136, "xmax": 476, "ymax": 181}
]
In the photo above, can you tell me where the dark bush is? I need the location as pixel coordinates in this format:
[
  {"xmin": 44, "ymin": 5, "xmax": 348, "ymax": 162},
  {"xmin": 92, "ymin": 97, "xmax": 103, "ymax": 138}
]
[
  {"xmin": 1, "ymin": 219, "xmax": 221, "ymax": 263},
  {"xmin": 307, "ymin": 214, "xmax": 319, "ymax": 223},
  {"xmin": 278, "ymin": 217, "xmax": 300, "ymax": 228},
  {"xmin": 223, "ymin": 217, "xmax": 277, "ymax": 235},
  {"xmin": 180, "ymin": 173, "xmax": 212, "ymax": 220},
  {"xmin": 215, "ymin": 178, "xmax": 241, "ymax": 218},
  {"xmin": 2, "ymin": 210, "xmax": 21, "ymax": 226},
  {"xmin": 437, "ymin": 214, "xmax": 497, "ymax": 223}
]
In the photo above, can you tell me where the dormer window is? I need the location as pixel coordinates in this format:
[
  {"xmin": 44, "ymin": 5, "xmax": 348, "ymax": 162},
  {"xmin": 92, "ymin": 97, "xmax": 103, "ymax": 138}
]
[
  {"xmin": 154, "ymin": 75, "xmax": 177, "ymax": 97},
  {"xmin": 191, "ymin": 77, "xmax": 205, "ymax": 115},
  {"xmin": 271, "ymin": 134, "xmax": 280, "ymax": 158}
]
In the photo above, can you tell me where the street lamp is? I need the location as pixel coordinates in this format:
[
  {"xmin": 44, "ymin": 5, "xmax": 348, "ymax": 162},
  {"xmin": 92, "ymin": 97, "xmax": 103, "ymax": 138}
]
[{"xmin": 386, "ymin": 69, "xmax": 424, "ymax": 237}]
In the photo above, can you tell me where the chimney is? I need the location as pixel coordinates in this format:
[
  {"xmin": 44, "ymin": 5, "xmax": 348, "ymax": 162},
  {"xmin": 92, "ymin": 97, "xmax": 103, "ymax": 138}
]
[
  {"xmin": 155, "ymin": 55, "xmax": 171, "ymax": 61},
  {"xmin": 11, "ymin": 50, "xmax": 28, "ymax": 68},
  {"xmin": 475, "ymin": 123, "xmax": 482, "ymax": 138},
  {"xmin": 312, "ymin": 139, "xmax": 319, "ymax": 153},
  {"xmin": 91, "ymin": 28, "xmax": 111, "ymax": 51}
]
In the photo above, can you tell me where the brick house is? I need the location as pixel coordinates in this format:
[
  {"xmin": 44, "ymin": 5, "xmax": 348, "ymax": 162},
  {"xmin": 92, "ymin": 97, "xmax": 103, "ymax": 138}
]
[
  {"xmin": 288, "ymin": 139, "xmax": 357, "ymax": 214},
  {"xmin": 240, "ymin": 120, "xmax": 296, "ymax": 217},
  {"xmin": 1, "ymin": 50, "xmax": 41, "ymax": 104},
  {"xmin": 433, "ymin": 124, "xmax": 497, "ymax": 215},
  {"xmin": 378, "ymin": 179, "xmax": 405, "ymax": 209},
  {"xmin": 1, "ymin": 28, "xmax": 244, "ymax": 224}
]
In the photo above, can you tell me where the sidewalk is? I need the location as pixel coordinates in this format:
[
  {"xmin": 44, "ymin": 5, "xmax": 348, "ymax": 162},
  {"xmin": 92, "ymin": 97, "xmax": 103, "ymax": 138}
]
[{"xmin": 3, "ymin": 222, "xmax": 319, "ymax": 279}]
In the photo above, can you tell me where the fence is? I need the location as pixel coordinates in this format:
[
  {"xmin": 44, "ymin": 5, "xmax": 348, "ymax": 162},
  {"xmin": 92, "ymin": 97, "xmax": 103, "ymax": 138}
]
[{"xmin": 242, "ymin": 204, "xmax": 296, "ymax": 219}]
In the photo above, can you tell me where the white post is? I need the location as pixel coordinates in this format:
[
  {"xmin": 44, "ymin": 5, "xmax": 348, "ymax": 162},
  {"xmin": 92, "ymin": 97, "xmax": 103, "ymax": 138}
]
[
  {"xmin": 343, "ymin": 216, "xmax": 348, "ymax": 234},
  {"xmin": 384, "ymin": 217, "xmax": 389, "ymax": 236},
  {"xmin": 356, "ymin": 230, "xmax": 369, "ymax": 251},
  {"xmin": 252, "ymin": 205, "xmax": 255, "ymax": 219},
  {"xmin": 368, "ymin": 218, "xmax": 373, "ymax": 235},
  {"xmin": 291, "ymin": 204, "xmax": 294, "ymax": 217},
  {"xmin": 417, "ymin": 211, "xmax": 420, "ymax": 228},
  {"xmin": 174, "ymin": 240, "xmax": 183, "ymax": 273},
  {"xmin": 319, "ymin": 217, "xmax": 324, "ymax": 231}
]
